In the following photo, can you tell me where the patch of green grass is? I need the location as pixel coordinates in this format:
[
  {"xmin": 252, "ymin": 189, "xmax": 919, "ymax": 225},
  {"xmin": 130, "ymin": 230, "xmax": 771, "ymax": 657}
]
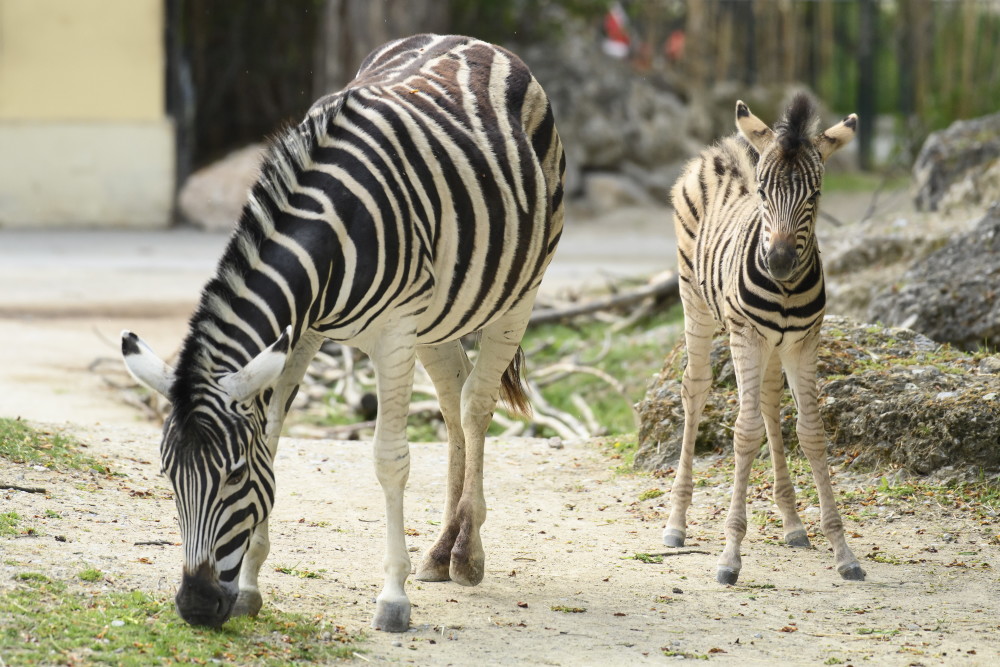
[
  {"xmin": 43, "ymin": 509, "xmax": 61, "ymax": 519},
  {"xmin": 630, "ymin": 552, "xmax": 664, "ymax": 564},
  {"xmin": 550, "ymin": 605, "xmax": 586, "ymax": 613},
  {"xmin": 638, "ymin": 488, "xmax": 665, "ymax": 501},
  {"xmin": 0, "ymin": 575, "xmax": 362, "ymax": 665},
  {"xmin": 78, "ymin": 568, "xmax": 104, "ymax": 582},
  {"xmin": 274, "ymin": 565, "xmax": 324, "ymax": 579},
  {"xmin": 0, "ymin": 512, "xmax": 22, "ymax": 538},
  {"xmin": 0, "ymin": 417, "xmax": 110, "ymax": 474},
  {"xmin": 662, "ymin": 648, "xmax": 709, "ymax": 660}
]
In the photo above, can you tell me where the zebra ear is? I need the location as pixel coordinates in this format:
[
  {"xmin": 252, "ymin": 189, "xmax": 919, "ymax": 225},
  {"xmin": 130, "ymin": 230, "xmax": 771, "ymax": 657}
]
[
  {"xmin": 121, "ymin": 331, "xmax": 176, "ymax": 398},
  {"xmin": 815, "ymin": 113, "xmax": 858, "ymax": 162},
  {"xmin": 219, "ymin": 327, "xmax": 292, "ymax": 402},
  {"xmin": 735, "ymin": 100, "xmax": 774, "ymax": 154}
]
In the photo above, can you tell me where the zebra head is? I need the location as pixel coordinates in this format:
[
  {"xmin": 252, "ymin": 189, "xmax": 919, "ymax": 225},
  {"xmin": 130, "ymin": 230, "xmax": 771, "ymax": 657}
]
[
  {"xmin": 121, "ymin": 328, "xmax": 291, "ymax": 627},
  {"xmin": 736, "ymin": 94, "xmax": 857, "ymax": 281}
]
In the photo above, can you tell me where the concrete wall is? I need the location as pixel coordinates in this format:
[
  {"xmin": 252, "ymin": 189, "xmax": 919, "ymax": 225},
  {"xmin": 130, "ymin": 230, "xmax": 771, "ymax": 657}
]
[{"xmin": 0, "ymin": 0, "xmax": 174, "ymax": 227}]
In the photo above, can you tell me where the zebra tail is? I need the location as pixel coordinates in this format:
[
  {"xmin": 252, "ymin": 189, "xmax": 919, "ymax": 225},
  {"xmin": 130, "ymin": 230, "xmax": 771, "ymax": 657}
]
[{"xmin": 499, "ymin": 345, "xmax": 532, "ymax": 418}]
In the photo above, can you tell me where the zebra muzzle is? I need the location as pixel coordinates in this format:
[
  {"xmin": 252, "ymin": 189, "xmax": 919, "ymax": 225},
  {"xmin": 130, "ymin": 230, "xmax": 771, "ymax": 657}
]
[
  {"xmin": 175, "ymin": 562, "xmax": 237, "ymax": 628},
  {"xmin": 765, "ymin": 239, "xmax": 798, "ymax": 281}
]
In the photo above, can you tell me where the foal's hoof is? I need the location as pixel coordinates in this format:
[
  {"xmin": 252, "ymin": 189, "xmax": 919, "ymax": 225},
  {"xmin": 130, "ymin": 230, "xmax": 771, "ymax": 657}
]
[
  {"xmin": 838, "ymin": 562, "xmax": 866, "ymax": 581},
  {"xmin": 449, "ymin": 555, "xmax": 485, "ymax": 587},
  {"xmin": 716, "ymin": 566, "xmax": 740, "ymax": 586},
  {"xmin": 662, "ymin": 528, "xmax": 686, "ymax": 548},
  {"xmin": 232, "ymin": 589, "xmax": 262, "ymax": 617},
  {"xmin": 373, "ymin": 598, "xmax": 411, "ymax": 633},
  {"xmin": 784, "ymin": 529, "xmax": 811, "ymax": 548}
]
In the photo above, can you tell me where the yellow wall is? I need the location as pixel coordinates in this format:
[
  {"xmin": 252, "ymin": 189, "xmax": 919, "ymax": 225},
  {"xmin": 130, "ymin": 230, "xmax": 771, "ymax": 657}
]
[{"xmin": 0, "ymin": 0, "xmax": 164, "ymax": 121}]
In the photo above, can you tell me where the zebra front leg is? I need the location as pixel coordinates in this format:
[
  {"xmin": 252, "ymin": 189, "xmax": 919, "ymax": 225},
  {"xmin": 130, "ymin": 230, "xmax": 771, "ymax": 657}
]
[
  {"xmin": 664, "ymin": 299, "xmax": 714, "ymax": 547},
  {"xmin": 232, "ymin": 521, "xmax": 269, "ymax": 617},
  {"xmin": 761, "ymin": 354, "xmax": 810, "ymax": 548},
  {"xmin": 414, "ymin": 341, "xmax": 472, "ymax": 582},
  {"xmin": 368, "ymin": 327, "xmax": 418, "ymax": 631},
  {"xmin": 784, "ymin": 344, "xmax": 865, "ymax": 581},
  {"xmin": 717, "ymin": 335, "xmax": 768, "ymax": 585}
]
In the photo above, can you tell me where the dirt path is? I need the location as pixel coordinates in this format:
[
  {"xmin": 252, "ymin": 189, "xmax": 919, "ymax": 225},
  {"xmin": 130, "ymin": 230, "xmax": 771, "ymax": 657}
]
[
  {"xmin": 3, "ymin": 207, "xmax": 1000, "ymax": 664},
  {"xmin": 4, "ymin": 421, "xmax": 1000, "ymax": 665}
]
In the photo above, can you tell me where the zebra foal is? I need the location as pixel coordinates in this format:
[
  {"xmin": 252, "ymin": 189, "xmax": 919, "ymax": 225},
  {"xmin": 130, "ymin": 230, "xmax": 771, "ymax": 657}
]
[
  {"xmin": 121, "ymin": 34, "xmax": 564, "ymax": 631},
  {"xmin": 664, "ymin": 94, "xmax": 865, "ymax": 584}
]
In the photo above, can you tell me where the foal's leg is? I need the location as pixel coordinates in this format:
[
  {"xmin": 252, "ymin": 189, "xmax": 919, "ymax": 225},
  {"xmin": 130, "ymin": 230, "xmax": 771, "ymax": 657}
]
[
  {"xmin": 414, "ymin": 340, "xmax": 473, "ymax": 582},
  {"xmin": 783, "ymin": 333, "xmax": 865, "ymax": 581},
  {"xmin": 760, "ymin": 354, "xmax": 810, "ymax": 548},
  {"xmin": 663, "ymin": 297, "xmax": 715, "ymax": 547},
  {"xmin": 717, "ymin": 330, "xmax": 768, "ymax": 585},
  {"xmin": 368, "ymin": 323, "xmax": 418, "ymax": 631},
  {"xmin": 449, "ymin": 297, "xmax": 534, "ymax": 586}
]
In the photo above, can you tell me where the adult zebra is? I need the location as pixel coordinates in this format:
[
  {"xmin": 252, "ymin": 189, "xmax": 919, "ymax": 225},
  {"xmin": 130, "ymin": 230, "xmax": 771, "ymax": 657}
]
[
  {"xmin": 121, "ymin": 34, "xmax": 564, "ymax": 632},
  {"xmin": 663, "ymin": 94, "xmax": 865, "ymax": 584}
]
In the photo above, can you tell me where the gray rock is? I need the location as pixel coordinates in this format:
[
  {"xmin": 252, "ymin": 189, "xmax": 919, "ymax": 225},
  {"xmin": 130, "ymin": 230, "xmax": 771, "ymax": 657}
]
[
  {"xmin": 178, "ymin": 144, "xmax": 265, "ymax": 231},
  {"xmin": 867, "ymin": 203, "xmax": 1000, "ymax": 351},
  {"xmin": 635, "ymin": 316, "xmax": 1000, "ymax": 480},
  {"xmin": 913, "ymin": 111, "xmax": 1000, "ymax": 212}
]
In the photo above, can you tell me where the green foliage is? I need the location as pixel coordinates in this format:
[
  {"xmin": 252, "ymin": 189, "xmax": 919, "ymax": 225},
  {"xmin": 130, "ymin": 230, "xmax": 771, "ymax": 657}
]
[
  {"xmin": 630, "ymin": 552, "xmax": 664, "ymax": 564},
  {"xmin": 0, "ymin": 417, "xmax": 109, "ymax": 474},
  {"xmin": 0, "ymin": 575, "xmax": 361, "ymax": 665},
  {"xmin": 637, "ymin": 488, "xmax": 665, "ymax": 501},
  {"xmin": 78, "ymin": 568, "xmax": 104, "ymax": 583},
  {"xmin": 0, "ymin": 512, "xmax": 22, "ymax": 538}
]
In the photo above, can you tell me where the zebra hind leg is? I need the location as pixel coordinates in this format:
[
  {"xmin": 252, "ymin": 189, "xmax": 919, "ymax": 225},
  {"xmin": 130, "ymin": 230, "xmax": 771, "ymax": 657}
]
[
  {"xmin": 414, "ymin": 340, "xmax": 473, "ymax": 582},
  {"xmin": 449, "ymin": 300, "xmax": 534, "ymax": 586},
  {"xmin": 761, "ymin": 355, "xmax": 810, "ymax": 548}
]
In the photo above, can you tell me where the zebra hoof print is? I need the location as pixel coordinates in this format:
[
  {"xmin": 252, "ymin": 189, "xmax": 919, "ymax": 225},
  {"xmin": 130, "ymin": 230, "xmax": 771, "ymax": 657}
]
[
  {"xmin": 119, "ymin": 34, "xmax": 565, "ymax": 632},
  {"xmin": 666, "ymin": 93, "xmax": 864, "ymax": 586}
]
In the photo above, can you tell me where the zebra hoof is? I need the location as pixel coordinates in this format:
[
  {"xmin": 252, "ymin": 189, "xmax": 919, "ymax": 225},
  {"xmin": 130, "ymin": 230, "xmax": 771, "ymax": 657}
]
[
  {"xmin": 662, "ymin": 528, "xmax": 686, "ymax": 548},
  {"xmin": 372, "ymin": 598, "xmax": 411, "ymax": 633},
  {"xmin": 449, "ymin": 555, "xmax": 485, "ymax": 587},
  {"xmin": 838, "ymin": 562, "xmax": 866, "ymax": 581},
  {"xmin": 784, "ymin": 530, "xmax": 811, "ymax": 548},
  {"xmin": 232, "ymin": 589, "xmax": 262, "ymax": 618},
  {"xmin": 716, "ymin": 566, "xmax": 740, "ymax": 586}
]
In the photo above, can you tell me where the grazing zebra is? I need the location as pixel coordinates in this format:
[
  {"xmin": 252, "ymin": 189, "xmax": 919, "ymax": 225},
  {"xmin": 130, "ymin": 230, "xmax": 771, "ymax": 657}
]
[
  {"xmin": 121, "ymin": 34, "xmax": 564, "ymax": 631},
  {"xmin": 663, "ymin": 94, "xmax": 865, "ymax": 584}
]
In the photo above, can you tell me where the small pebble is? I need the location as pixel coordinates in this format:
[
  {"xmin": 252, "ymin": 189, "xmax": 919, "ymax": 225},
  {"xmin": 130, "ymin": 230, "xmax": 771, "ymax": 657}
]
[
  {"xmin": 984, "ymin": 393, "xmax": 997, "ymax": 401},
  {"xmin": 753, "ymin": 632, "xmax": 763, "ymax": 639},
  {"xmin": 111, "ymin": 620, "xmax": 125, "ymax": 627},
  {"xmin": 672, "ymin": 587, "xmax": 683, "ymax": 594},
  {"xmin": 907, "ymin": 623, "xmax": 921, "ymax": 631},
  {"xmin": 392, "ymin": 641, "xmax": 403, "ymax": 648},
  {"xmin": 935, "ymin": 391, "xmax": 957, "ymax": 400}
]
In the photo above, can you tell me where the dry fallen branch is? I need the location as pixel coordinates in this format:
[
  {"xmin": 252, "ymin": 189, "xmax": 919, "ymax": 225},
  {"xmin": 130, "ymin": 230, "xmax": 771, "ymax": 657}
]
[{"xmin": 529, "ymin": 272, "xmax": 678, "ymax": 326}]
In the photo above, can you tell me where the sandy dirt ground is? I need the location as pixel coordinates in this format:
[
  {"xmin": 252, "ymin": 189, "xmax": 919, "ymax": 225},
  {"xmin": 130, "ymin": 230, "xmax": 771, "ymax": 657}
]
[{"xmin": 2, "ymin": 206, "xmax": 1000, "ymax": 665}]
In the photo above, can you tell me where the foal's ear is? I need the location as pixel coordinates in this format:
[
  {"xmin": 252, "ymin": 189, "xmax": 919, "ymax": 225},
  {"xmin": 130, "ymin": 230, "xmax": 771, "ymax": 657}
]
[
  {"xmin": 121, "ymin": 331, "xmax": 175, "ymax": 398},
  {"xmin": 735, "ymin": 100, "xmax": 775, "ymax": 154},
  {"xmin": 219, "ymin": 327, "xmax": 292, "ymax": 402},
  {"xmin": 815, "ymin": 113, "xmax": 858, "ymax": 162}
]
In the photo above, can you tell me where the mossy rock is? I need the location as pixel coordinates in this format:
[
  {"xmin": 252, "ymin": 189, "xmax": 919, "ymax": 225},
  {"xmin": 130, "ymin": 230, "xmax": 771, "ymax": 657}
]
[{"xmin": 635, "ymin": 316, "xmax": 1000, "ymax": 481}]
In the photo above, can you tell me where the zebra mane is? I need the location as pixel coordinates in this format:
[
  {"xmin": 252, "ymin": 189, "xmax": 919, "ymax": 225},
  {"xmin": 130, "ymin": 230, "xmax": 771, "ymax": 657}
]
[
  {"xmin": 170, "ymin": 100, "xmax": 343, "ymax": 411},
  {"xmin": 773, "ymin": 93, "xmax": 818, "ymax": 158}
]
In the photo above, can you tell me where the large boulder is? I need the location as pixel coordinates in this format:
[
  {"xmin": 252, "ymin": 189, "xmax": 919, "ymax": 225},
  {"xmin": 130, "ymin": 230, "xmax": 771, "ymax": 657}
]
[
  {"xmin": 913, "ymin": 111, "xmax": 1000, "ymax": 213},
  {"xmin": 635, "ymin": 316, "xmax": 1000, "ymax": 481},
  {"xmin": 178, "ymin": 144, "xmax": 265, "ymax": 231},
  {"xmin": 867, "ymin": 203, "xmax": 1000, "ymax": 351}
]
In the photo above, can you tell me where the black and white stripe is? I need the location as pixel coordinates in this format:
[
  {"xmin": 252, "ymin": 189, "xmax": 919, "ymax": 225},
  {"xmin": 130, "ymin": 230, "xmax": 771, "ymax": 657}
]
[
  {"xmin": 663, "ymin": 93, "xmax": 865, "ymax": 586},
  {"xmin": 123, "ymin": 34, "xmax": 564, "ymax": 629}
]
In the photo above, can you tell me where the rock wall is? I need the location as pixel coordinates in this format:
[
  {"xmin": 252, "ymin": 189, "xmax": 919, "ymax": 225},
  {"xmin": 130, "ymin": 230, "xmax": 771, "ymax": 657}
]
[
  {"xmin": 913, "ymin": 111, "xmax": 1000, "ymax": 213},
  {"xmin": 867, "ymin": 203, "xmax": 1000, "ymax": 351}
]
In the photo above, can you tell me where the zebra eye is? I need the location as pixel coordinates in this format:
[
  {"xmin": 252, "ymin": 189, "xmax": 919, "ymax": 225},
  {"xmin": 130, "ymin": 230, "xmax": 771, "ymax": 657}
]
[
  {"xmin": 226, "ymin": 463, "xmax": 248, "ymax": 486},
  {"xmin": 757, "ymin": 187, "xmax": 767, "ymax": 201}
]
